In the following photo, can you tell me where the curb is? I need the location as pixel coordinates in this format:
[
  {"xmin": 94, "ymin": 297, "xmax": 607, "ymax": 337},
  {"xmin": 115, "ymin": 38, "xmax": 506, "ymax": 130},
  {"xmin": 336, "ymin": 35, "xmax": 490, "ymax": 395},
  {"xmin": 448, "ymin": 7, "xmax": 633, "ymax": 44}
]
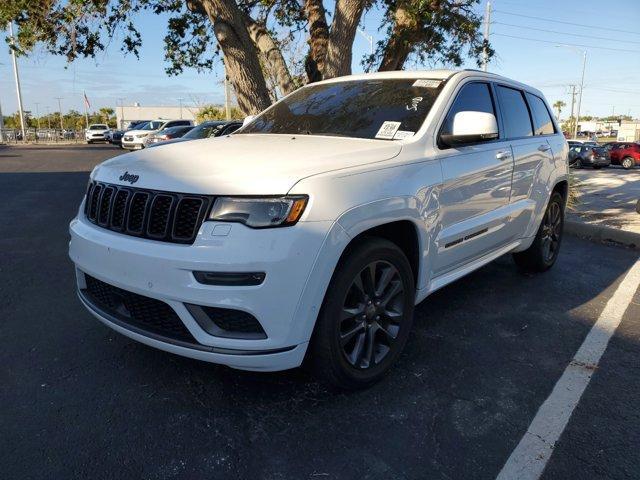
[{"xmin": 565, "ymin": 220, "xmax": 640, "ymax": 250}]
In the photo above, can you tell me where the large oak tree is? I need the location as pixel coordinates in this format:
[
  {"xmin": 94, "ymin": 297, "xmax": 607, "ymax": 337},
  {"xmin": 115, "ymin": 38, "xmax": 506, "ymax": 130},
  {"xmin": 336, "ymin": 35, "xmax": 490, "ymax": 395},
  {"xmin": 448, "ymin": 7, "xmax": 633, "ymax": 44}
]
[{"xmin": 1, "ymin": 0, "xmax": 492, "ymax": 114}]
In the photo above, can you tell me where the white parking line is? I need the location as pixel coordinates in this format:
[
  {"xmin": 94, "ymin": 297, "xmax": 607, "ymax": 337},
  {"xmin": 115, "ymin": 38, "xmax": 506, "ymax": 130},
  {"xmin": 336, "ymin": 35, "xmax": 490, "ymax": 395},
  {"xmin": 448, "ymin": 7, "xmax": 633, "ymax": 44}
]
[{"xmin": 496, "ymin": 258, "xmax": 640, "ymax": 480}]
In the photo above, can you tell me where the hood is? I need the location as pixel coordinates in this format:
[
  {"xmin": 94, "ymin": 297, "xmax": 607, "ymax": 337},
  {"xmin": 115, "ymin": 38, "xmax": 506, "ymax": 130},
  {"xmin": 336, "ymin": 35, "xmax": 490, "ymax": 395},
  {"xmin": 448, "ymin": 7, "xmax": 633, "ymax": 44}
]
[
  {"xmin": 92, "ymin": 134, "xmax": 402, "ymax": 195},
  {"xmin": 124, "ymin": 129, "xmax": 155, "ymax": 136}
]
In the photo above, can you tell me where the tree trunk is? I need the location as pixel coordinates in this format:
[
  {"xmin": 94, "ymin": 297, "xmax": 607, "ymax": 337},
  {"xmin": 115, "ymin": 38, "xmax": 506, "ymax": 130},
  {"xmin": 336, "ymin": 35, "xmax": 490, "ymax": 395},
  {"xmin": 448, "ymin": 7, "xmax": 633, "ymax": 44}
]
[
  {"xmin": 324, "ymin": 0, "xmax": 366, "ymax": 78},
  {"xmin": 242, "ymin": 12, "xmax": 296, "ymax": 96},
  {"xmin": 201, "ymin": 0, "xmax": 272, "ymax": 114},
  {"xmin": 378, "ymin": 3, "xmax": 417, "ymax": 71},
  {"xmin": 304, "ymin": 0, "xmax": 329, "ymax": 82}
]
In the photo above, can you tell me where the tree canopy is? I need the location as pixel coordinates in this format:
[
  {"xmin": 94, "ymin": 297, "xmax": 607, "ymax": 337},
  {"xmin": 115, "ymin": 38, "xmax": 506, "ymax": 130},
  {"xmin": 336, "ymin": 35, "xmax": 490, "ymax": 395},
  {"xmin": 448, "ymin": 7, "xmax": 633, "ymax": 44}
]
[{"xmin": 1, "ymin": 0, "xmax": 493, "ymax": 114}]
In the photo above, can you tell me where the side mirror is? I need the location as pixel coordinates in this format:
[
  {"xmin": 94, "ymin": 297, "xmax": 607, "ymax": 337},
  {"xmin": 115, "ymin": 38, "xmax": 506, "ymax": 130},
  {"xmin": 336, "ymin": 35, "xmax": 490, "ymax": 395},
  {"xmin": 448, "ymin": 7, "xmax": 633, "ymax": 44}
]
[
  {"xmin": 242, "ymin": 115, "xmax": 256, "ymax": 127},
  {"xmin": 440, "ymin": 111, "xmax": 499, "ymax": 147}
]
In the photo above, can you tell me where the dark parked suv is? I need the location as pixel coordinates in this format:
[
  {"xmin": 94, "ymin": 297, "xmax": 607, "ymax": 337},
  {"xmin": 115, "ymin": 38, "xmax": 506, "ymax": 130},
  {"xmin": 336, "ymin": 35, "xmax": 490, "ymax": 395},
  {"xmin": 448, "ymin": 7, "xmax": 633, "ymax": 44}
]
[
  {"xmin": 568, "ymin": 144, "xmax": 610, "ymax": 169},
  {"xmin": 602, "ymin": 142, "xmax": 639, "ymax": 169}
]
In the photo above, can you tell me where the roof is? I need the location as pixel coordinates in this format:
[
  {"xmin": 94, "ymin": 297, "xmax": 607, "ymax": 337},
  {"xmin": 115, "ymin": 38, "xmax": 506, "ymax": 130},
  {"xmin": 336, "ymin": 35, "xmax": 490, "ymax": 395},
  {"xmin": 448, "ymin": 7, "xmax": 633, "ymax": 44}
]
[{"xmin": 312, "ymin": 69, "xmax": 537, "ymax": 94}]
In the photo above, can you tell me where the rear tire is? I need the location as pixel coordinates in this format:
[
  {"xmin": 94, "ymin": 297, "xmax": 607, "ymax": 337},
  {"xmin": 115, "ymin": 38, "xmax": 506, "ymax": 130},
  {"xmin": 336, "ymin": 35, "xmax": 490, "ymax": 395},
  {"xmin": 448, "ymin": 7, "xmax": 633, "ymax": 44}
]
[
  {"xmin": 513, "ymin": 192, "xmax": 565, "ymax": 273},
  {"xmin": 310, "ymin": 238, "xmax": 415, "ymax": 390},
  {"xmin": 622, "ymin": 157, "xmax": 635, "ymax": 169}
]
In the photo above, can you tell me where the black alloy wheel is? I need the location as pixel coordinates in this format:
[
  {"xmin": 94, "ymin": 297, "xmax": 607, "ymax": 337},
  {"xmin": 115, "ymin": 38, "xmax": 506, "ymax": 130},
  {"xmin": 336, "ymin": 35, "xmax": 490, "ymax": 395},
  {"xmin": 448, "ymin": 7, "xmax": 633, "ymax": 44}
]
[
  {"xmin": 310, "ymin": 238, "xmax": 415, "ymax": 389},
  {"xmin": 540, "ymin": 199, "xmax": 562, "ymax": 264},
  {"xmin": 339, "ymin": 260, "xmax": 404, "ymax": 369},
  {"xmin": 513, "ymin": 191, "xmax": 565, "ymax": 272}
]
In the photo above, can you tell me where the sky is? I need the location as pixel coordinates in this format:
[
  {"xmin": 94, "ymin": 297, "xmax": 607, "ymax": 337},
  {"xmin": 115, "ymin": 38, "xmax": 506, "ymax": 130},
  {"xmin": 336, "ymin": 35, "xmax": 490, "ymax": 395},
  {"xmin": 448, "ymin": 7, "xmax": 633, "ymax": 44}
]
[{"xmin": 0, "ymin": 0, "xmax": 639, "ymax": 120}]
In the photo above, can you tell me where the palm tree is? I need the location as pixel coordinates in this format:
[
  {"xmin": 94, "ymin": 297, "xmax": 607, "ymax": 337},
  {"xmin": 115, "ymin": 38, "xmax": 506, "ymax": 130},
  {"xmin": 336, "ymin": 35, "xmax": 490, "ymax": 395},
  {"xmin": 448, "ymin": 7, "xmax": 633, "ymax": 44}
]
[
  {"xmin": 552, "ymin": 101, "xmax": 566, "ymax": 121},
  {"xmin": 98, "ymin": 107, "xmax": 115, "ymax": 126}
]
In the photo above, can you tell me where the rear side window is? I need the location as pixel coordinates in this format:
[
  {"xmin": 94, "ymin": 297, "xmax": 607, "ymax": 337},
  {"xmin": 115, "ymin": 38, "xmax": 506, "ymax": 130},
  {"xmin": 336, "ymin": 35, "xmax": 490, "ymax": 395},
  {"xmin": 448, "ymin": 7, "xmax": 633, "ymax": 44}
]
[
  {"xmin": 526, "ymin": 93, "xmax": 555, "ymax": 135},
  {"xmin": 496, "ymin": 86, "xmax": 533, "ymax": 139},
  {"xmin": 441, "ymin": 82, "xmax": 496, "ymax": 137}
]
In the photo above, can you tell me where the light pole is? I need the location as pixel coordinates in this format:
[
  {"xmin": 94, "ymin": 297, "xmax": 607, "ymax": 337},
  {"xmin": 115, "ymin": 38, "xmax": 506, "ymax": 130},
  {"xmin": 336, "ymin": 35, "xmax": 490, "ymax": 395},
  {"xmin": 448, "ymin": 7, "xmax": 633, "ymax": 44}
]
[
  {"xmin": 117, "ymin": 97, "xmax": 125, "ymax": 129},
  {"xmin": 557, "ymin": 44, "xmax": 586, "ymax": 139},
  {"xmin": 55, "ymin": 97, "xmax": 64, "ymax": 130},
  {"xmin": 177, "ymin": 97, "xmax": 184, "ymax": 119},
  {"xmin": 0, "ymin": 62, "xmax": 4, "ymax": 143},
  {"xmin": 8, "ymin": 22, "xmax": 26, "ymax": 141},
  {"xmin": 34, "ymin": 102, "xmax": 41, "ymax": 129}
]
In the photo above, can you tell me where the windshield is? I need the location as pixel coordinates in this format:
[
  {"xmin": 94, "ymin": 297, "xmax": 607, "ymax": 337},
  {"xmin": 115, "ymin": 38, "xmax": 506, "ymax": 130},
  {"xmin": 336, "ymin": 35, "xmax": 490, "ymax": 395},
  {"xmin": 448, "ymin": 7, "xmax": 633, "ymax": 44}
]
[
  {"xmin": 240, "ymin": 79, "xmax": 444, "ymax": 140},
  {"xmin": 140, "ymin": 121, "xmax": 163, "ymax": 130},
  {"xmin": 183, "ymin": 122, "xmax": 226, "ymax": 139},
  {"xmin": 89, "ymin": 125, "xmax": 107, "ymax": 130}
]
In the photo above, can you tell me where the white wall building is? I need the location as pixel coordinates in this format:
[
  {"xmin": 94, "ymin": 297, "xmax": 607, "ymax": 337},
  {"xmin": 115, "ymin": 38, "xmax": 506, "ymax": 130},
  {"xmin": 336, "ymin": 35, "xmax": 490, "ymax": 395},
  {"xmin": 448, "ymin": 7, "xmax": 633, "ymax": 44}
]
[
  {"xmin": 115, "ymin": 105, "xmax": 200, "ymax": 129},
  {"xmin": 617, "ymin": 122, "xmax": 640, "ymax": 142}
]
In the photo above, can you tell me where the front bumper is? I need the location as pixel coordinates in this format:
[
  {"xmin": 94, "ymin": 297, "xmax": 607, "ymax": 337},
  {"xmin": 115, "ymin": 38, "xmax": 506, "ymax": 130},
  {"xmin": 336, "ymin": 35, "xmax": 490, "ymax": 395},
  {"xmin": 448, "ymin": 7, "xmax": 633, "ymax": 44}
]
[
  {"xmin": 121, "ymin": 137, "xmax": 145, "ymax": 149},
  {"xmin": 69, "ymin": 212, "xmax": 338, "ymax": 371},
  {"xmin": 582, "ymin": 156, "xmax": 611, "ymax": 167},
  {"xmin": 86, "ymin": 134, "xmax": 106, "ymax": 141}
]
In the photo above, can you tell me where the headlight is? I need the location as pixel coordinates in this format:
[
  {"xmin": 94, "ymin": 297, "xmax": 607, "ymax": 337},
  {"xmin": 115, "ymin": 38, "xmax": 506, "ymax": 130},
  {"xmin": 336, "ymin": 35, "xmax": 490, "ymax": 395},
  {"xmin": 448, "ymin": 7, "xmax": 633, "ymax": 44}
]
[{"xmin": 209, "ymin": 196, "xmax": 308, "ymax": 228}]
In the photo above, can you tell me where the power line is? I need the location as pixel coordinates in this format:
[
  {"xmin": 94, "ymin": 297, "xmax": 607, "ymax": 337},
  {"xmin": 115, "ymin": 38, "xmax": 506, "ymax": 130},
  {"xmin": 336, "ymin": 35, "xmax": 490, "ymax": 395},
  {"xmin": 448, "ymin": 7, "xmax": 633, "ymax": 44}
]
[
  {"xmin": 491, "ymin": 33, "xmax": 637, "ymax": 53},
  {"xmin": 596, "ymin": 87, "xmax": 640, "ymax": 95},
  {"xmin": 492, "ymin": 21, "xmax": 640, "ymax": 45},
  {"xmin": 493, "ymin": 10, "xmax": 640, "ymax": 36}
]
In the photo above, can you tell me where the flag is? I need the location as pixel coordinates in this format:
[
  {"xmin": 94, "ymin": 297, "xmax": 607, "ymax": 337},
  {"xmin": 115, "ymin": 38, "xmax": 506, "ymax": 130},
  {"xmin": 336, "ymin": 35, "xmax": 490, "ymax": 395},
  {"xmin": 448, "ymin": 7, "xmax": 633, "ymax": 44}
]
[{"xmin": 83, "ymin": 91, "xmax": 91, "ymax": 110}]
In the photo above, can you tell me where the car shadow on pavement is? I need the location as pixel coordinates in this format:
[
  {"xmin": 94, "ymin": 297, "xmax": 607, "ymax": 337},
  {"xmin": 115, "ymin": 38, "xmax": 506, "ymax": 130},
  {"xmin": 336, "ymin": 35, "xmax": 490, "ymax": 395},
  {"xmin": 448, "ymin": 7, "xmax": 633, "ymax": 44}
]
[{"xmin": 2, "ymin": 169, "xmax": 639, "ymax": 480}]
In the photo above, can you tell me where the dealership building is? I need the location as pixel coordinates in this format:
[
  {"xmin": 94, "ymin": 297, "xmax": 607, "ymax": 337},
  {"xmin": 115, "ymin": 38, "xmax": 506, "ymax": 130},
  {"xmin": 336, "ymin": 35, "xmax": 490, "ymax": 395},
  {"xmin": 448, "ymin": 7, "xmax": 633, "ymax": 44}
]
[{"xmin": 115, "ymin": 104, "xmax": 199, "ymax": 129}]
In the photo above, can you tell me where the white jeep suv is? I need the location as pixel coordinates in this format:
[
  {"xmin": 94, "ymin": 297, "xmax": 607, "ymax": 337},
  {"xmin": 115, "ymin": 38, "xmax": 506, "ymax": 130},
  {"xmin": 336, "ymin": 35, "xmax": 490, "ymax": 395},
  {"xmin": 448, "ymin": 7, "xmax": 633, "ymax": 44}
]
[{"xmin": 69, "ymin": 70, "xmax": 568, "ymax": 388}]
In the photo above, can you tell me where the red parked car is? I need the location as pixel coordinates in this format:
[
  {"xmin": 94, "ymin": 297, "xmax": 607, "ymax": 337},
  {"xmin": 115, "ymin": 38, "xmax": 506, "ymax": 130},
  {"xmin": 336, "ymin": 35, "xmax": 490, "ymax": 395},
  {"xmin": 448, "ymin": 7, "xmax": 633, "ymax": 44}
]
[{"xmin": 602, "ymin": 142, "xmax": 640, "ymax": 169}]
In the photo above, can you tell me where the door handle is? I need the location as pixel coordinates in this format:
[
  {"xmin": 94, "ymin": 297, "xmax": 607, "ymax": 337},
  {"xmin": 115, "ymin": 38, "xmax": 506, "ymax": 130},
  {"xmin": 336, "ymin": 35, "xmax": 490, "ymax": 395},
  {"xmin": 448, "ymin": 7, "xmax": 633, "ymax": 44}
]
[
  {"xmin": 496, "ymin": 150, "xmax": 512, "ymax": 160},
  {"xmin": 538, "ymin": 144, "xmax": 551, "ymax": 152}
]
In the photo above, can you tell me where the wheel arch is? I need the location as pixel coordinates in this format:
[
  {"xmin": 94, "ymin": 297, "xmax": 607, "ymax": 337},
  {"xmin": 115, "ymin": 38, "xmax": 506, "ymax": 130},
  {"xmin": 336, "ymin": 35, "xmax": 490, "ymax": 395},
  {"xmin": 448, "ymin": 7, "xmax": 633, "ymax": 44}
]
[{"xmin": 336, "ymin": 220, "xmax": 421, "ymax": 289}]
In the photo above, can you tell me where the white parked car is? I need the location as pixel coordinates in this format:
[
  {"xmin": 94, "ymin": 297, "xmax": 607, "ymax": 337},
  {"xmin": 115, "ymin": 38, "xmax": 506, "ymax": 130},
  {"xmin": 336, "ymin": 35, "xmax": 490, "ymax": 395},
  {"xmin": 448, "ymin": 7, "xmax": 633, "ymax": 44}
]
[
  {"xmin": 85, "ymin": 124, "xmax": 110, "ymax": 143},
  {"xmin": 121, "ymin": 119, "xmax": 193, "ymax": 150},
  {"xmin": 69, "ymin": 70, "xmax": 568, "ymax": 388}
]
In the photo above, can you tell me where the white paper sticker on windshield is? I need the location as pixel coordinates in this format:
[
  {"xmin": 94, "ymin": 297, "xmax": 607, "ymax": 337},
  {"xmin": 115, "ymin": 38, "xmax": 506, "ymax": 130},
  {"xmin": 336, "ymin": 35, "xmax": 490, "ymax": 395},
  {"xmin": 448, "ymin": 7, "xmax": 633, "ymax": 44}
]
[
  {"xmin": 412, "ymin": 79, "xmax": 441, "ymax": 88},
  {"xmin": 375, "ymin": 121, "xmax": 401, "ymax": 140},
  {"xmin": 393, "ymin": 130, "xmax": 415, "ymax": 140}
]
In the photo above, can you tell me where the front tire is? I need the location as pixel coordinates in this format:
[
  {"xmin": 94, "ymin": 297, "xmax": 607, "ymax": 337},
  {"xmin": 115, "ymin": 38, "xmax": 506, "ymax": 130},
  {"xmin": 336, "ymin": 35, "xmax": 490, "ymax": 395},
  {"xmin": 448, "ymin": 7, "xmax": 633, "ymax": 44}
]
[
  {"xmin": 513, "ymin": 191, "xmax": 565, "ymax": 272},
  {"xmin": 310, "ymin": 238, "xmax": 415, "ymax": 389},
  {"xmin": 622, "ymin": 157, "xmax": 635, "ymax": 169}
]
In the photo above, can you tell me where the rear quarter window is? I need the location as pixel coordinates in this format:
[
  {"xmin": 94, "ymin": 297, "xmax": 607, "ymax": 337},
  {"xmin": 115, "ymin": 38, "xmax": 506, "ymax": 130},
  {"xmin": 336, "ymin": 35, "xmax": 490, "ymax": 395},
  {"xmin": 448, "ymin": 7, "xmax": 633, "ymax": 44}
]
[{"xmin": 525, "ymin": 93, "xmax": 555, "ymax": 135}]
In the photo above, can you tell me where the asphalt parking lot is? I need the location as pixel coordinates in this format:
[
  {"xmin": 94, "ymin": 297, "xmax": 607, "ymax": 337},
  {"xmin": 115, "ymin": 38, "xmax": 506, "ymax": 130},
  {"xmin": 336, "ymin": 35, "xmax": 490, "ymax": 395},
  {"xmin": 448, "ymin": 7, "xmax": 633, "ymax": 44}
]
[{"xmin": 1, "ymin": 144, "xmax": 639, "ymax": 480}]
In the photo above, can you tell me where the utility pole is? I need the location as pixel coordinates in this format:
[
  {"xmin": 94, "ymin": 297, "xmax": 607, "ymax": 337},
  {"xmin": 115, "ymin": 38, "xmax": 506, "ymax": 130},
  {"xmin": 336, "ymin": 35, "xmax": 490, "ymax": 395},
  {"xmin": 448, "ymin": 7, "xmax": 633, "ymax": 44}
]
[
  {"xmin": 568, "ymin": 85, "xmax": 577, "ymax": 137},
  {"xmin": 34, "ymin": 102, "xmax": 41, "ymax": 129},
  {"xmin": 55, "ymin": 97, "xmax": 64, "ymax": 130},
  {"xmin": 224, "ymin": 63, "xmax": 231, "ymax": 121},
  {"xmin": 8, "ymin": 22, "xmax": 26, "ymax": 141},
  {"xmin": 482, "ymin": 1, "xmax": 492, "ymax": 72},
  {"xmin": 177, "ymin": 97, "xmax": 184, "ymax": 119}
]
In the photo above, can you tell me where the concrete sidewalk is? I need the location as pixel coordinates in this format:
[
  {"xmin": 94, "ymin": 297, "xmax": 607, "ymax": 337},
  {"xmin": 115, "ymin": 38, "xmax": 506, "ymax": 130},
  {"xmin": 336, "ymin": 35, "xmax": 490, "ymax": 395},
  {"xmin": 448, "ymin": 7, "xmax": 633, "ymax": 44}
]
[{"xmin": 566, "ymin": 167, "xmax": 640, "ymax": 249}]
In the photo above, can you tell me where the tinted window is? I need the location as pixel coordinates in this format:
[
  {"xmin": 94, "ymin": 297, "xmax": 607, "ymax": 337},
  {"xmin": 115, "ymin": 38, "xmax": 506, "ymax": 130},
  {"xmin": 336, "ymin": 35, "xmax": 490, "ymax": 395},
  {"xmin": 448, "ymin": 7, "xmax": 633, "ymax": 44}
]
[
  {"xmin": 526, "ymin": 93, "xmax": 555, "ymax": 135},
  {"xmin": 241, "ymin": 79, "xmax": 444, "ymax": 140},
  {"xmin": 441, "ymin": 82, "xmax": 495, "ymax": 137},
  {"xmin": 496, "ymin": 86, "xmax": 533, "ymax": 138},
  {"xmin": 183, "ymin": 122, "xmax": 226, "ymax": 139}
]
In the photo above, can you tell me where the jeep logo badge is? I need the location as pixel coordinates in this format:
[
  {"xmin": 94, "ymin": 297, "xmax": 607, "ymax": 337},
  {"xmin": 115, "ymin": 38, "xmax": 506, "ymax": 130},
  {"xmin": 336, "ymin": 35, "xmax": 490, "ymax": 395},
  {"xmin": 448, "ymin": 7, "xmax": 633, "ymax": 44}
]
[{"xmin": 119, "ymin": 171, "xmax": 139, "ymax": 184}]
